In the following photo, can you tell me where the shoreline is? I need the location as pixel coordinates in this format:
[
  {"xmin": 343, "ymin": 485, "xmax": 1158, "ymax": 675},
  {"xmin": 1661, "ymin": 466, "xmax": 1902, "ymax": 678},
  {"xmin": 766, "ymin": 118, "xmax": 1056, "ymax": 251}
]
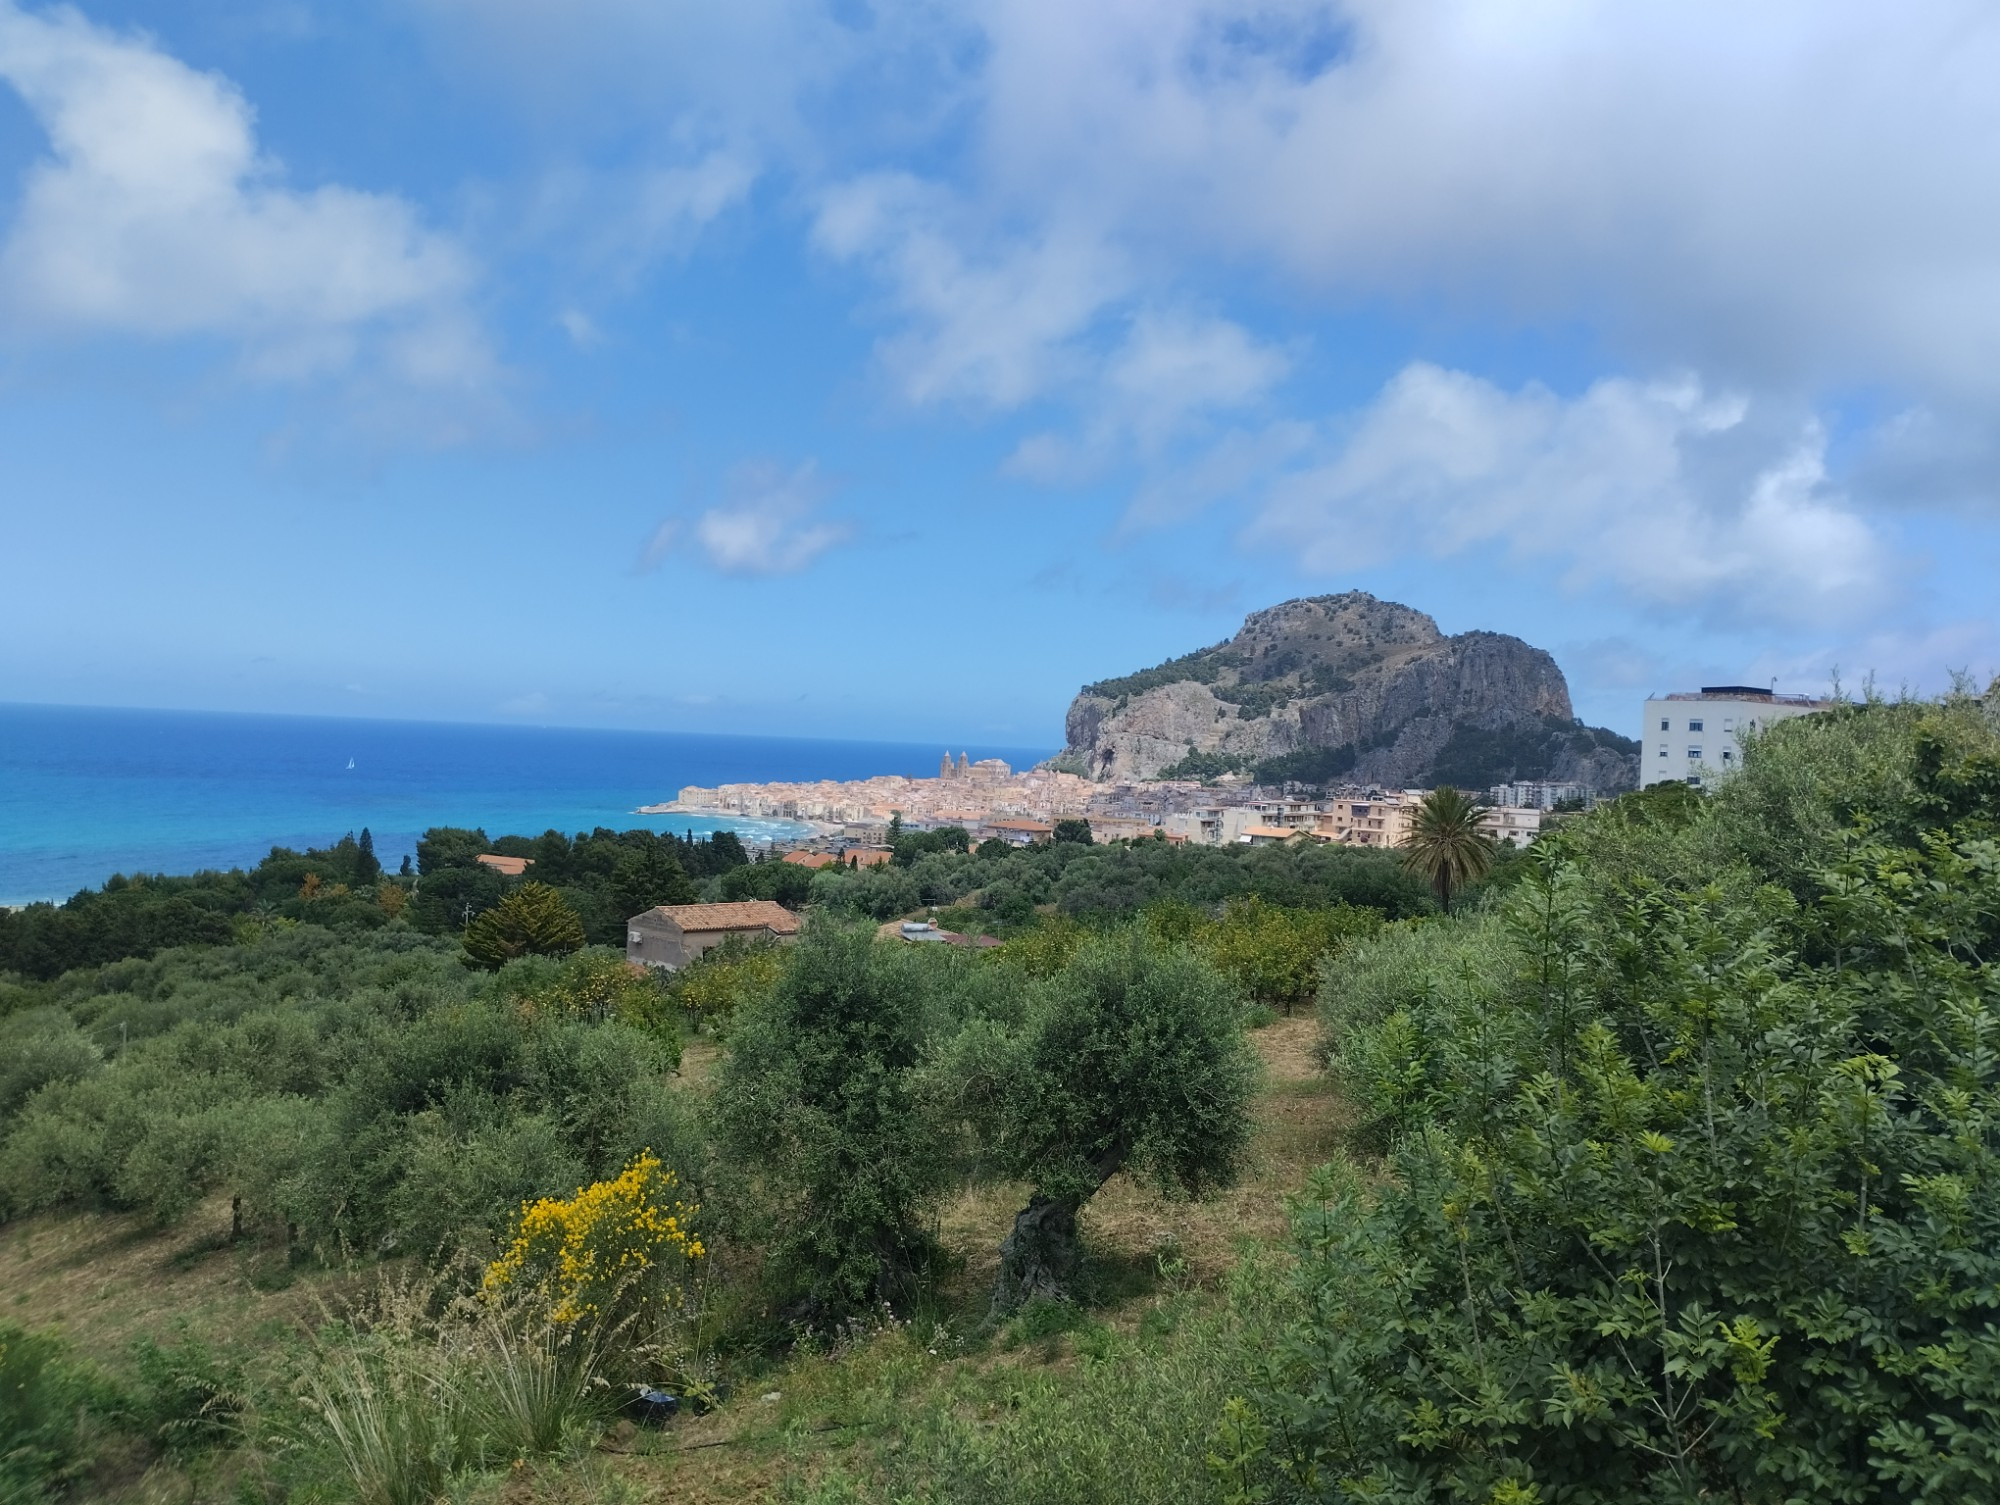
[{"xmin": 641, "ymin": 804, "xmax": 844, "ymax": 839}]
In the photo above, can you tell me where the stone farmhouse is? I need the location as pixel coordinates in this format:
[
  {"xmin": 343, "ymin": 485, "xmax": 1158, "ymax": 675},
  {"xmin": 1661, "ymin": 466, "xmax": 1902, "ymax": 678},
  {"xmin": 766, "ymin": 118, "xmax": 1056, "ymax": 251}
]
[{"xmin": 626, "ymin": 900, "xmax": 800, "ymax": 971}]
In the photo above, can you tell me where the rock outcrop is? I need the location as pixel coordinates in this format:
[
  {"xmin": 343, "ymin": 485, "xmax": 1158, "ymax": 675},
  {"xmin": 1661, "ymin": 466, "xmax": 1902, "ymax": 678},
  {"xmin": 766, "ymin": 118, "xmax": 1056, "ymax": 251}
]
[{"xmin": 1061, "ymin": 593, "xmax": 1638, "ymax": 792}]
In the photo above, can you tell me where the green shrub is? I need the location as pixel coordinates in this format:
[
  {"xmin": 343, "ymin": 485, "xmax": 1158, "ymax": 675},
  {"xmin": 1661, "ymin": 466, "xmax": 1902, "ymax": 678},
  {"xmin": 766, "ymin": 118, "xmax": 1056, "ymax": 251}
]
[
  {"xmin": 1249, "ymin": 710, "xmax": 2000, "ymax": 1502},
  {"xmin": 0, "ymin": 1323, "xmax": 119, "ymax": 1500},
  {"xmin": 711, "ymin": 921, "xmax": 952, "ymax": 1321}
]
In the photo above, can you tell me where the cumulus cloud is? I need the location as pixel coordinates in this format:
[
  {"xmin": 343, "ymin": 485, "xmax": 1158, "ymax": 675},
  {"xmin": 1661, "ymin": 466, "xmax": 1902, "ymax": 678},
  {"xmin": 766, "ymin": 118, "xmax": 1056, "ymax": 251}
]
[
  {"xmin": 644, "ymin": 461, "xmax": 853, "ymax": 577},
  {"xmin": 967, "ymin": 0, "xmax": 2000, "ymax": 405},
  {"xmin": 0, "ymin": 1, "xmax": 481, "ymax": 382},
  {"xmin": 1245, "ymin": 364, "xmax": 1885, "ymax": 625}
]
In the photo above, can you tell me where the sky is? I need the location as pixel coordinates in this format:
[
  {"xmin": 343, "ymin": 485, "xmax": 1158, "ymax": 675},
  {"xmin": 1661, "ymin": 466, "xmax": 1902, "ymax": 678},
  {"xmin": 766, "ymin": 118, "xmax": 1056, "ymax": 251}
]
[{"xmin": 3, "ymin": 0, "xmax": 2000, "ymax": 748}]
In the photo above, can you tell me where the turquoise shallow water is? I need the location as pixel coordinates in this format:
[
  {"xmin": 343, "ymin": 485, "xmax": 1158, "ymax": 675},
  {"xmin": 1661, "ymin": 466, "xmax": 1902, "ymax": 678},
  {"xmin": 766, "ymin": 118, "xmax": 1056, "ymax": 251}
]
[{"xmin": 0, "ymin": 703, "xmax": 1050, "ymax": 904}]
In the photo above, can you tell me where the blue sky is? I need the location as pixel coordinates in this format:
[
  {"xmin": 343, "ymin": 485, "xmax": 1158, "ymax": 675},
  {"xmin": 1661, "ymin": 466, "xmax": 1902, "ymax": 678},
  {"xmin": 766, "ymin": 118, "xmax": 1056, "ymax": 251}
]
[{"xmin": 4, "ymin": 1, "xmax": 2000, "ymax": 748}]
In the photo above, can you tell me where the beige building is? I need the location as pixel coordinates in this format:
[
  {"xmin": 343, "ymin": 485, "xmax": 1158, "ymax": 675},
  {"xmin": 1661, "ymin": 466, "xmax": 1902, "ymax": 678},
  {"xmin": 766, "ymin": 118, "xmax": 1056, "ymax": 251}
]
[
  {"xmin": 1313, "ymin": 793, "xmax": 1422, "ymax": 848},
  {"xmin": 626, "ymin": 900, "xmax": 800, "ymax": 970}
]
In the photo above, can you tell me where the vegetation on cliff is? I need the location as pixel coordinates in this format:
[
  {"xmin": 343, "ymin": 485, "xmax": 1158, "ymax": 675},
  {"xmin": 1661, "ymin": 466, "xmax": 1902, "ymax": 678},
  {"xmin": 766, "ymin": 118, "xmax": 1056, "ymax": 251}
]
[{"xmin": 1068, "ymin": 592, "xmax": 1640, "ymax": 790}]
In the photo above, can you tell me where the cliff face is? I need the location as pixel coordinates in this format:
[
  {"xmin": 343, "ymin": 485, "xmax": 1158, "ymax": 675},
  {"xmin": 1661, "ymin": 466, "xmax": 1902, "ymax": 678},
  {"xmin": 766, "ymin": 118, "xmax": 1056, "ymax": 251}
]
[{"xmin": 1062, "ymin": 593, "xmax": 1638, "ymax": 792}]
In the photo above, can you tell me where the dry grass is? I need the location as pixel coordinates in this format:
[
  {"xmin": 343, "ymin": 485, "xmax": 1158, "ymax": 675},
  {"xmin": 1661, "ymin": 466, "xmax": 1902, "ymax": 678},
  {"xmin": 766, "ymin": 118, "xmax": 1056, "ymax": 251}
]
[
  {"xmin": 0, "ymin": 1196, "xmax": 343, "ymax": 1365},
  {"xmin": 675, "ymin": 1036, "xmax": 722, "ymax": 1088}
]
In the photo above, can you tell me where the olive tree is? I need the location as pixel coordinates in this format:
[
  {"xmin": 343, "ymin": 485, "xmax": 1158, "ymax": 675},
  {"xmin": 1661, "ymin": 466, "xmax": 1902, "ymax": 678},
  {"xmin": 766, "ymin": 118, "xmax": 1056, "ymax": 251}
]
[
  {"xmin": 976, "ymin": 930, "xmax": 1258, "ymax": 1311},
  {"xmin": 710, "ymin": 921, "xmax": 951, "ymax": 1321}
]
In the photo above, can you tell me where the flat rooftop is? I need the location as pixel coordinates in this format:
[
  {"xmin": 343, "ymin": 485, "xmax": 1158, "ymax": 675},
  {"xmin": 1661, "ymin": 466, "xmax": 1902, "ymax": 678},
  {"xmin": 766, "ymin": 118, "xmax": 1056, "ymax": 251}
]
[{"xmin": 1656, "ymin": 687, "xmax": 1827, "ymax": 706}]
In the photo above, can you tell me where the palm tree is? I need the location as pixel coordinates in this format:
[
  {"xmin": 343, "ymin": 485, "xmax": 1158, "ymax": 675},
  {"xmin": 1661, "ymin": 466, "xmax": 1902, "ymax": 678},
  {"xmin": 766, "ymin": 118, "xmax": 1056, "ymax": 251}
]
[{"xmin": 1402, "ymin": 786, "xmax": 1496, "ymax": 909}]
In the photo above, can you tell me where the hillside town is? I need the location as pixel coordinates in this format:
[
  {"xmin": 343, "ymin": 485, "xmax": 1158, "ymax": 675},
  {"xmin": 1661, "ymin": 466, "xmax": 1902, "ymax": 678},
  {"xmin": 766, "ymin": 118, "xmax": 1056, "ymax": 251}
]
[
  {"xmin": 656, "ymin": 685, "xmax": 1833, "ymax": 861},
  {"xmin": 655, "ymin": 749, "xmax": 1590, "ymax": 855}
]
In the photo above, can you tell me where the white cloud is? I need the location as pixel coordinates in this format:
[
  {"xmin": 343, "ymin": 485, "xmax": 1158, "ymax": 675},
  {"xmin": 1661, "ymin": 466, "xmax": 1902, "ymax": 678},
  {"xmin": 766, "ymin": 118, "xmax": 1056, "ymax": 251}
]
[
  {"xmin": 646, "ymin": 461, "xmax": 853, "ymax": 577},
  {"xmin": 522, "ymin": 152, "xmax": 756, "ymax": 288},
  {"xmin": 966, "ymin": 0, "xmax": 2000, "ymax": 406},
  {"xmin": 1245, "ymin": 364, "xmax": 1885, "ymax": 625},
  {"xmin": 1006, "ymin": 307, "xmax": 1293, "ymax": 481},
  {"xmin": 0, "ymin": 1, "xmax": 481, "ymax": 382},
  {"xmin": 813, "ymin": 172, "xmax": 1127, "ymax": 409}
]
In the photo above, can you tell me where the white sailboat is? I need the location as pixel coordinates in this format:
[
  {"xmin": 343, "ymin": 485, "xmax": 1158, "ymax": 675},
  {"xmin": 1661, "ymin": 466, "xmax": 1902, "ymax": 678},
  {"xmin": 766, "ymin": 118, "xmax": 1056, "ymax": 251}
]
[{"xmin": 345, "ymin": 757, "xmax": 356, "ymax": 770}]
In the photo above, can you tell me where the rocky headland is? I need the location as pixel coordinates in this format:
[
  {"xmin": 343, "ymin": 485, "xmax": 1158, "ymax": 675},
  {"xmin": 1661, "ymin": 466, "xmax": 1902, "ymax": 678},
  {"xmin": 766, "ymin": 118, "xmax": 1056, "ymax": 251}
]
[{"xmin": 1059, "ymin": 593, "xmax": 1638, "ymax": 793}]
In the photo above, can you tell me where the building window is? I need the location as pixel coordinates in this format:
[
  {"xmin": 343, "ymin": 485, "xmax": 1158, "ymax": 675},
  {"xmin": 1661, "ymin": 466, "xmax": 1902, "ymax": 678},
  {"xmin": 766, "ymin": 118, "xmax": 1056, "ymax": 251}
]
[
  {"xmin": 1723, "ymin": 718, "xmax": 1735, "ymax": 731},
  {"xmin": 1658, "ymin": 747, "xmax": 1667, "ymax": 758},
  {"xmin": 1688, "ymin": 718, "xmax": 1704, "ymax": 732},
  {"xmin": 1688, "ymin": 747, "xmax": 1702, "ymax": 760},
  {"xmin": 1686, "ymin": 775, "xmax": 1702, "ymax": 786},
  {"xmin": 1659, "ymin": 718, "xmax": 1669, "ymax": 731},
  {"xmin": 1722, "ymin": 750, "xmax": 1733, "ymax": 764}
]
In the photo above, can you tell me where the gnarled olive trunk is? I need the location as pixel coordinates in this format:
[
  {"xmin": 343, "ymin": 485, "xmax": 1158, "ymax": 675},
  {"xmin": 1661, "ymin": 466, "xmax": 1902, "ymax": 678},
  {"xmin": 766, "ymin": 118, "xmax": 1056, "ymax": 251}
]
[
  {"xmin": 991, "ymin": 1141, "xmax": 1128, "ymax": 1314},
  {"xmin": 992, "ymin": 1193, "xmax": 1082, "ymax": 1313}
]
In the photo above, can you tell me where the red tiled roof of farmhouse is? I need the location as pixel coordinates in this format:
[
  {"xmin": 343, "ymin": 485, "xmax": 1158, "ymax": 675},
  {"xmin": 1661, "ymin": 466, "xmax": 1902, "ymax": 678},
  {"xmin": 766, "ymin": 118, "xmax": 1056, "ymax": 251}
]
[
  {"xmin": 781, "ymin": 850, "xmax": 837, "ymax": 868},
  {"xmin": 645, "ymin": 901, "xmax": 801, "ymax": 934},
  {"xmin": 475, "ymin": 853, "xmax": 533, "ymax": 876}
]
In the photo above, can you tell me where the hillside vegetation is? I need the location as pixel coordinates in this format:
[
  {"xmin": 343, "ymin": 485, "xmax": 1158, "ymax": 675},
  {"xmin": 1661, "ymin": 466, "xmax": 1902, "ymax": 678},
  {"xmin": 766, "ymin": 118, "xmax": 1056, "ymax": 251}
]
[{"xmin": 3, "ymin": 690, "xmax": 1998, "ymax": 1502}]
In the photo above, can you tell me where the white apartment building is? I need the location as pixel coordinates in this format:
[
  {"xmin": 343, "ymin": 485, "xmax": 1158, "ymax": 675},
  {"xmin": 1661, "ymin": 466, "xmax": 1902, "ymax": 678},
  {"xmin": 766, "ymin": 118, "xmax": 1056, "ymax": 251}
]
[{"xmin": 1643, "ymin": 686, "xmax": 1828, "ymax": 790}]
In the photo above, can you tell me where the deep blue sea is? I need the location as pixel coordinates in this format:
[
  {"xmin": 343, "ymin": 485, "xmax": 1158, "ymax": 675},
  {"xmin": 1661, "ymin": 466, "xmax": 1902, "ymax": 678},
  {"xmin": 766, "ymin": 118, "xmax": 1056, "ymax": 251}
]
[{"xmin": 0, "ymin": 703, "xmax": 1051, "ymax": 905}]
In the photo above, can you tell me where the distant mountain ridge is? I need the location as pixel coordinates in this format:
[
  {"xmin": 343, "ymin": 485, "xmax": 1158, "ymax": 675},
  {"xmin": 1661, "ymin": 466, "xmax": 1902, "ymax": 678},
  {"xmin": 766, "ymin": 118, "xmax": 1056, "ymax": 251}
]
[{"xmin": 1060, "ymin": 593, "xmax": 1639, "ymax": 793}]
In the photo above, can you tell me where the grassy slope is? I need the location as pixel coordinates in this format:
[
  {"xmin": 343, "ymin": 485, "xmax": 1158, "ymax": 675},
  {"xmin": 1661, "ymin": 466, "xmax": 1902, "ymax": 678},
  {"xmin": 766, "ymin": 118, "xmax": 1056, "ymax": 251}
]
[
  {"xmin": 472, "ymin": 1016, "xmax": 1341, "ymax": 1503},
  {"xmin": 2, "ymin": 1018, "xmax": 1338, "ymax": 1504}
]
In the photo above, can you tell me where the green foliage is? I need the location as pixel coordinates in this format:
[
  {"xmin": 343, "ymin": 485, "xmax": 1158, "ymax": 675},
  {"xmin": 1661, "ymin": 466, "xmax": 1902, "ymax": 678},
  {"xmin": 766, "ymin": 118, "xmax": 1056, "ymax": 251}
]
[
  {"xmin": 1400, "ymin": 785, "xmax": 1495, "ymax": 908},
  {"xmin": 130, "ymin": 1331, "xmax": 247, "ymax": 1456},
  {"xmin": 1254, "ymin": 700, "xmax": 2000, "ymax": 1502},
  {"xmin": 608, "ymin": 844, "xmax": 698, "ymax": 916},
  {"xmin": 417, "ymin": 827, "xmax": 489, "ymax": 875},
  {"xmin": 507, "ymin": 947, "xmax": 682, "ymax": 1061},
  {"xmin": 718, "ymin": 856, "xmax": 817, "ymax": 908},
  {"xmin": 1252, "ymin": 742, "xmax": 1360, "ymax": 787},
  {"xmin": 711, "ymin": 922, "xmax": 953, "ymax": 1320},
  {"xmin": 1160, "ymin": 747, "xmax": 1253, "ymax": 781},
  {"xmin": 1082, "ymin": 641, "xmax": 1232, "ymax": 702},
  {"xmin": 1195, "ymin": 897, "xmax": 1380, "ymax": 1015},
  {"xmin": 1430, "ymin": 714, "xmax": 1638, "ymax": 789},
  {"xmin": 989, "ymin": 932, "xmax": 1257, "ymax": 1206},
  {"xmin": 668, "ymin": 931, "xmax": 784, "ymax": 1030},
  {"xmin": 0, "ymin": 929, "xmax": 700, "ymax": 1258},
  {"xmin": 0, "ymin": 1322, "xmax": 119, "ymax": 1500},
  {"xmin": 1052, "ymin": 817, "xmax": 1093, "ymax": 845},
  {"xmin": 951, "ymin": 930, "xmax": 1258, "ymax": 1310},
  {"xmin": 461, "ymin": 882, "xmax": 586, "ymax": 969},
  {"xmin": 805, "ymin": 1314, "xmax": 1248, "ymax": 1504}
]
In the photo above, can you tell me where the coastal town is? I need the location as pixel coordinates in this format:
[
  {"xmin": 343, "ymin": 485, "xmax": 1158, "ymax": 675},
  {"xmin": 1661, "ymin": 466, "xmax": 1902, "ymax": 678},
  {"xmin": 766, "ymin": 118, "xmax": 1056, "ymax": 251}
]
[
  {"xmin": 651, "ymin": 748, "xmax": 1583, "ymax": 855},
  {"xmin": 651, "ymin": 685, "xmax": 1833, "ymax": 860}
]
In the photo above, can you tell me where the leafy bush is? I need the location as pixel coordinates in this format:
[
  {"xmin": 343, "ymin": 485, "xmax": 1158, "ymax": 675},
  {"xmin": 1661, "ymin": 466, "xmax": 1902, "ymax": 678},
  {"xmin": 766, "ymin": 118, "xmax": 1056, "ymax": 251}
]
[
  {"xmin": 1253, "ymin": 701, "xmax": 2000, "ymax": 1501},
  {"xmin": 711, "ymin": 922, "xmax": 953, "ymax": 1320},
  {"xmin": 0, "ymin": 1323, "xmax": 118, "ymax": 1500}
]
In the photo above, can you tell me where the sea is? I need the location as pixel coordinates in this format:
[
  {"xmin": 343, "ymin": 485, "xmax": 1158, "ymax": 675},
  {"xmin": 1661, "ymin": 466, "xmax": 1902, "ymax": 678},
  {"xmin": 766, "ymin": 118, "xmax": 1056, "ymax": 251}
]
[{"xmin": 0, "ymin": 703, "xmax": 1052, "ymax": 906}]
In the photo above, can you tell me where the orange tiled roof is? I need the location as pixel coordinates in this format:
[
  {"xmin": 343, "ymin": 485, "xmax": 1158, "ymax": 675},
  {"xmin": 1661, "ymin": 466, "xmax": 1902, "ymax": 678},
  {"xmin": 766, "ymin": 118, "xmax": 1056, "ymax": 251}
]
[
  {"xmin": 643, "ymin": 901, "xmax": 801, "ymax": 934},
  {"xmin": 475, "ymin": 854, "xmax": 533, "ymax": 876},
  {"xmin": 782, "ymin": 851, "xmax": 837, "ymax": 868}
]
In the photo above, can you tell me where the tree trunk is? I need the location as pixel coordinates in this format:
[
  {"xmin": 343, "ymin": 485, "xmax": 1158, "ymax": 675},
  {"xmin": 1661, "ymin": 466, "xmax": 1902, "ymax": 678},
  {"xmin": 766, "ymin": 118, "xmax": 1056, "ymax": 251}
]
[{"xmin": 991, "ymin": 1193, "xmax": 1082, "ymax": 1314}]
